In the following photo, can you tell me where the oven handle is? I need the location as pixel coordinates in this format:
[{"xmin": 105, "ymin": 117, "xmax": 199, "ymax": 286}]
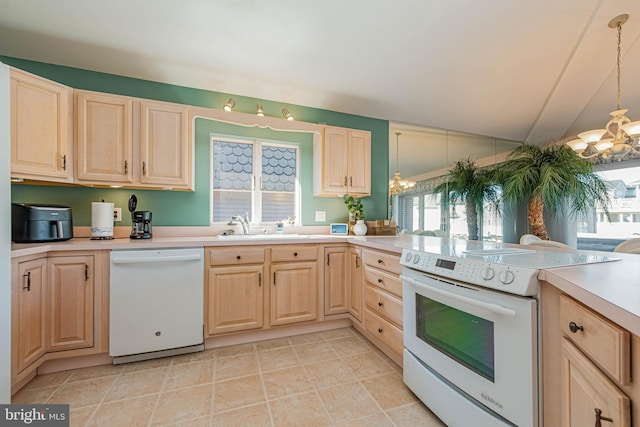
[{"xmin": 401, "ymin": 275, "xmax": 516, "ymax": 317}]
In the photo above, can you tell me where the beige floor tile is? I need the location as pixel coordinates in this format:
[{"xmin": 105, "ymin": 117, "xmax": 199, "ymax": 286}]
[
  {"xmin": 213, "ymin": 374, "xmax": 266, "ymax": 413},
  {"xmin": 305, "ymin": 359, "xmax": 358, "ymax": 390},
  {"xmin": 321, "ymin": 328, "xmax": 355, "ymax": 340},
  {"xmin": 121, "ymin": 357, "xmax": 173, "ymax": 373},
  {"xmin": 86, "ymin": 394, "xmax": 158, "ymax": 427},
  {"xmin": 336, "ymin": 412, "xmax": 393, "ymax": 427},
  {"xmin": 361, "ymin": 373, "xmax": 418, "ymax": 410},
  {"xmin": 158, "ymin": 414, "xmax": 212, "ymax": 427},
  {"xmin": 48, "ymin": 377, "xmax": 117, "ymax": 408},
  {"xmin": 294, "ymin": 341, "xmax": 339, "ymax": 365},
  {"xmin": 289, "ymin": 331, "xmax": 325, "ymax": 346},
  {"xmin": 318, "ymin": 381, "xmax": 379, "ymax": 423},
  {"xmin": 103, "ymin": 367, "xmax": 168, "ymax": 402},
  {"xmin": 215, "ymin": 353, "xmax": 259, "ymax": 381},
  {"xmin": 11, "ymin": 385, "xmax": 59, "ymax": 404},
  {"xmin": 67, "ymin": 364, "xmax": 124, "ymax": 383},
  {"xmin": 69, "ymin": 405, "xmax": 98, "ymax": 427},
  {"xmin": 152, "ymin": 384, "xmax": 213, "ymax": 426},
  {"xmin": 328, "ymin": 336, "xmax": 371, "ymax": 358},
  {"xmin": 164, "ymin": 360, "xmax": 214, "ymax": 391},
  {"xmin": 212, "ymin": 402, "xmax": 272, "ymax": 426},
  {"xmin": 268, "ymin": 391, "xmax": 332, "ymax": 426},
  {"xmin": 171, "ymin": 348, "xmax": 217, "ymax": 366},
  {"xmin": 385, "ymin": 402, "xmax": 446, "ymax": 426},
  {"xmin": 255, "ymin": 336, "xmax": 292, "ymax": 351},
  {"xmin": 262, "ymin": 366, "xmax": 314, "ymax": 400},
  {"xmin": 23, "ymin": 370, "xmax": 72, "ymax": 390},
  {"xmin": 342, "ymin": 352, "xmax": 394, "ymax": 379},
  {"xmin": 258, "ymin": 346, "xmax": 300, "ymax": 372},
  {"xmin": 214, "ymin": 342, "xmax": 256, "ymax": 358}
]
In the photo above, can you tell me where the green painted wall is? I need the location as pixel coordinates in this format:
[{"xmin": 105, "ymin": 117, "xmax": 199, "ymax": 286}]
[{"xmin": 4, "ymin": 56, "xmax": 389, "ymax": 226}]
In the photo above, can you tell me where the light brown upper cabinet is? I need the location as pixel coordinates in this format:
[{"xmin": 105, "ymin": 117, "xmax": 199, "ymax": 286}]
[
  {"xmin": 75, "ymin": 91, "xmax": 133, "ymax": 184},
  {"xmin": 314, "ymin": 126, "xmax": 371, "ymax": 196},
  {"xmin": 75, "ymin": 90, "xmax": 193, "ymax": 190},
  {"xmin": 10, "ymin": 68, "xmax": 73, "ymax": 183},
  {"xmin": 139, "ymin": 100, "xmax": 191, "ymax": 188}
]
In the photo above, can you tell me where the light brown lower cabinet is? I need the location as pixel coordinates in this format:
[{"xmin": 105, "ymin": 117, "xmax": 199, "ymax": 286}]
[
  {"xmin": 205, "ymin": 247, "xmax": 266, "ymax": 336},
  {"xmin": 361, "ymin": 248, "xmax": 403, "ymax": 362},
  {"xmin": 47, "ymin": 255, "xmax": 95, "ymax": 352},
  {"xmin": 348, "ymin": 247, "xmax": 363, "ymax": 322},
  {"xmin": 561, "ymin": 338, "xmax": 630, "ymax": 426},
  {"xmin": 206, "ymin": 265, "xmax": 264, "ymax": 335},
  {"xmin": 271, "ymin": 261, "xmax": 318, "ymax": 326},
  {"xmin": 324, "ymin": 246, "xmax": 349, "ymax": 315},
  {"xmin": 13, "ymin": 257, "xmax": 47, "ymax": 374},
  {"xmin": 11, "ymin": 251, "xmax": 107, "ymax": 392},
  {"xmin": 542, "ymin": 283, "xmax": 639, "ymax": 427}
]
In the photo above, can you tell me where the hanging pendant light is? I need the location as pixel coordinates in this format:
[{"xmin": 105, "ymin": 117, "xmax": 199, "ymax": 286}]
[
  {"xmin": 389, "ymin": 132, "xmax": 415, "ymax": 195},
  {"xmin": 567, "ymin": 14, "xmax": 640, "ymax": 160}
]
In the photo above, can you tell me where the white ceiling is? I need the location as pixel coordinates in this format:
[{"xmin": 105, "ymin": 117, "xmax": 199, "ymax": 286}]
[{"xmin": 2, "ymin": 0, "xmax": 640, "ymax": 144}]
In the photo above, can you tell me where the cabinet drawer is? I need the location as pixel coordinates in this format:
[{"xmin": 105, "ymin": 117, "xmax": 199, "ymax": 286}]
[
  {"xmin": 364, "ymin": 266, "xmax": 402, "ymax": 298},
  {"xmin": 364, "ymin": 284, "xmax": 402, "ymax": 327},
  {"xmin": 271, "ymin": 246, "xmax": 318, "ymax": 262},
  {"xmin": 208, "ymin": 247, "xmax": 265, "ymax": 266},
  {"xmin": 364, "ymin": 308, "xmax": 403, "ymax": 357},
  {"xmin": 560, "ymin": 295, "xmax": 631, "ymax": 385},
  {"xmin": 363, "ymin": 250, "xmax": 401, "ymax": 275}
]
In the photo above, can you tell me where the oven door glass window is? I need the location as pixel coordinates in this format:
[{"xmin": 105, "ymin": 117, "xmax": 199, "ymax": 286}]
[{"xmin": 416, "ymin": 294, "xmax": 495, "ymax": 382}]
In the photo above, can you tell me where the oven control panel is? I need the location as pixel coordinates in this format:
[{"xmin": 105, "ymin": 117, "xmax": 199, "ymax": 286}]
[{"xmin": 400, "ymin": 249, "xmax": 539, "ymax": 296}]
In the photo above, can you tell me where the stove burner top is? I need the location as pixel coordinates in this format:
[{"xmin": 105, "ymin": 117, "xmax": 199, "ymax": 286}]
[{"xmin": 401, "ymin": 241, "xmax": 620, "ymax": 296}]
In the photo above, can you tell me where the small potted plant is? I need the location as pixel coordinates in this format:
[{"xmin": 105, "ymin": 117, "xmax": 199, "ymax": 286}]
[{"xmin": 343, "ymin": 195, "xmax": 367, "ymax": 235}]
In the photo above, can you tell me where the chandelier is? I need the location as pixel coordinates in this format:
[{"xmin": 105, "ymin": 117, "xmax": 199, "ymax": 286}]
[
  {"xmin": 567, "ymin": 14, "xmax": 640, "ymax": 160},
  {"xmin": 389, "ymin": 132, "xmax": 415, "ymax": 195}
]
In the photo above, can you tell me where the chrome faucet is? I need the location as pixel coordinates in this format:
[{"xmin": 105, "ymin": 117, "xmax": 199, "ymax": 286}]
[{"xmin": 230, "ymin": 213, "xmax": 250, "ymax": 235}]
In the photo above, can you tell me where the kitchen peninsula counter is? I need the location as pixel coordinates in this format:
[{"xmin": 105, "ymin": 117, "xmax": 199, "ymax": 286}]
[{"xmin": 11, "ymin": 234, "xmax": 640, "ymax": 335}]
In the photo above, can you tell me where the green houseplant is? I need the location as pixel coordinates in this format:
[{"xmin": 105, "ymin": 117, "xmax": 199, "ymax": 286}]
[
  {"xmin": 497, "ymin": 144, "xmax": 610, "ymax": 240},
  {"xmin": 434, "ymin": 158, "xmax": 500, "ymax": 241},
  {"xmin": 343, "ymin": 195, "xmax": 365, "ymax": 220}
]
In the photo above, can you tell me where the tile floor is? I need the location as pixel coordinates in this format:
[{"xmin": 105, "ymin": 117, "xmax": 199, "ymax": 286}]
[{"xmin": 12, "ymin": 327, "xmax": 445, "ymax": 427}]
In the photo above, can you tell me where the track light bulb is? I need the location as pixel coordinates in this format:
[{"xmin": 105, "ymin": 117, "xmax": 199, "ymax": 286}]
[
  {"xmin": 223, "ymin": 98, "xmax": 235, "ymax": 112},
  {"xmin": 282, "ymin": 108, "xmax": 294, "ymax": 121}
]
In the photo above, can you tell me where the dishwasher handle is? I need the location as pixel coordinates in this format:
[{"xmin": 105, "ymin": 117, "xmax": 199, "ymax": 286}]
[{"xmin": 112, "ymin": 253, "xmax": 202, "ymax": 264}]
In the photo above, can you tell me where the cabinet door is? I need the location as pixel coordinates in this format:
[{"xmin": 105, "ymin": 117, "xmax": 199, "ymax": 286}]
[
  {"xmin": 271, "ymin": 262, "xmax": 318, "ymax": 326},
  {"xmin": 346, "ymin": 130, "xmax": 371, "ymax": 195},
  {"xmin": 324, "ymin": 247, "xmax": 349, "ymax": 315},
  {"xmin": 47, "ymin": 256, "xmax": 94, "ymax": 351},
  {"xmin": 10, "ymin": 68, "xmax": 72, "ymax": 182},
  {"xmin": 206, "ymin": 265, "xmax": 264, "ymax": 335},
  {"xmin": 321, "ymin": 127, "xmax": 349, "ymax": 195},
  {"xmin": 348, "ymin": 247, "xmax": 363, "ymax": 321},
  {"xmin": 75, "ymin": 90, "xmax": 133, "ymax": 183},
  {"xmin": 13, "ymin": 258, "xmax": 47, "ymax": 373},
  {"xmin": 139, "ymin": 100, "xmax": 192, "ymax": 189},
  {"xmin": 561, "ymin": 338, "xmax": 630, "ymax": 427}
]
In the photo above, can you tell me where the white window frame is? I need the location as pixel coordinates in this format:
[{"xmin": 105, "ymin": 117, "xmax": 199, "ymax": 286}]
[{"xmin": 210, "ymin": 135, "xmax": 301, "ymax": 225}]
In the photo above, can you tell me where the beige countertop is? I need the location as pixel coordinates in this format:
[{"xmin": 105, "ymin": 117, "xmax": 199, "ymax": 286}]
[
  {"xmin": 12, "ymin": 233, "xmax": 639, "ymax": 336},
  {"xmin": 10, "ymin": 234, "xmax": 412, "ymax": 258}
]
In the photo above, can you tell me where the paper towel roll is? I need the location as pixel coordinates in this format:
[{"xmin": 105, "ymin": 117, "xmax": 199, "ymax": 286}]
[{"xmin": 91, "ymin": 202, "xmax": 114, "ymax": 238}]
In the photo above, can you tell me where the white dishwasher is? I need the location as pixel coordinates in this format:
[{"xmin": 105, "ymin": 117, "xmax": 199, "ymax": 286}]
[{"xmin": 110, "ymin": 247, "xmax": 204, "ymax": 364}]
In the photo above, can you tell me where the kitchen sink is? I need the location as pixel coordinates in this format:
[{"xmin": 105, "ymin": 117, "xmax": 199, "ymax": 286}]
[{"xmin": 215, "ymin": 233, "xmax": 312, "ymax": 240}]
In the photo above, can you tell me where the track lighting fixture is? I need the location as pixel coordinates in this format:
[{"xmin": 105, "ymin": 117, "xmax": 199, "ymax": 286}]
[
  {"xmin": 223, "ymin": 98, "xmax": 235, "ymax": 112},
  {"xmin": 257, "ymin": 104, "xmax": 264, "ymax": 116},
  {"xmin": 282, "ymin": 108, "xmax": 294, "ymax": 121}
]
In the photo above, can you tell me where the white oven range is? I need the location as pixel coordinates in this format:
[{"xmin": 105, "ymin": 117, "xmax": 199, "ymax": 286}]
[{"xmin": 400, "ymin": 243, "xmax": 619, "ymax": 427}]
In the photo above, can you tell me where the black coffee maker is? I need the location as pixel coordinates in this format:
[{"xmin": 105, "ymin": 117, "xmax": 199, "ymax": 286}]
[{"xmin": 128, "ymin": 195, "xmax": 152, "ymax": 239}]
